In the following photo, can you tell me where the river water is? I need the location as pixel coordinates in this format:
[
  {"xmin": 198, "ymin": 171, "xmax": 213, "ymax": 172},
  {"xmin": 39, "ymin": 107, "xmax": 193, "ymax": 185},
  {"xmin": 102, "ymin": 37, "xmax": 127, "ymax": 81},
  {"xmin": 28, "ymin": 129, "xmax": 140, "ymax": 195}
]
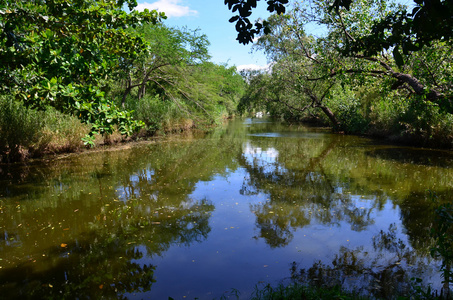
[{"xmin": 1, "ymin": 118, "xmax": 453, "ymax": 299}]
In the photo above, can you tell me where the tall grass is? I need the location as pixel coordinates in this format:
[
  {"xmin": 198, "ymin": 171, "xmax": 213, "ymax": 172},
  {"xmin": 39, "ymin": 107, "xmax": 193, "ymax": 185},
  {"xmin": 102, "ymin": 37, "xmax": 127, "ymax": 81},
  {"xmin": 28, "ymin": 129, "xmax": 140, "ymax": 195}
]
[
  {"xmin": 0, "ymin": 96, "xmax": 45, "ymax": 162},
  {"xmin": 0, "ymin": 96, "xmax": 89, "ymax": 162},
  {"xmin": 127, "ymin": 94, "xmax": 196, "ymax": 134},
  {"xmin": 40, "ymin": 107, "xmax": 90, "ymax": 153}
]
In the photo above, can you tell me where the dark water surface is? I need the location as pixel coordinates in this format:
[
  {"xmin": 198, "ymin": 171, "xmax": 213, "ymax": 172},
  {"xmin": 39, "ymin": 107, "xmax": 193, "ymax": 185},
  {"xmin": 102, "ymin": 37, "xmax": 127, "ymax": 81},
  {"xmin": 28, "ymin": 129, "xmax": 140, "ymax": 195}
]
[{"xmin": 1, "ymin": 118, "xmax": 453, "ymax": 299}]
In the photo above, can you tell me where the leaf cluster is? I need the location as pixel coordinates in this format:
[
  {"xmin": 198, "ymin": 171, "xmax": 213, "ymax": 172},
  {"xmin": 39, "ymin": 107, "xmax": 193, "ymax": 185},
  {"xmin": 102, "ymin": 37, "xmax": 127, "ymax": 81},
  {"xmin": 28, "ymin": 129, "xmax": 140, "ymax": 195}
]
[
  {"xmin": 224, "ymin": 0, "xmax": 358, "ymax": 45},
  {"xmin": 345, "ymin": 0, "xmax": 453, "ymax": 67},
  {"xmin": 226, "ymin": 0, "xmax": 453, "ymax": 70},
  {"xmin": 0, "ymin": 0, "xmax": 165, "ymax": 138},
  {"xmin": 225, "ymin": 0, "xmax": 289, "ymax": 44}
]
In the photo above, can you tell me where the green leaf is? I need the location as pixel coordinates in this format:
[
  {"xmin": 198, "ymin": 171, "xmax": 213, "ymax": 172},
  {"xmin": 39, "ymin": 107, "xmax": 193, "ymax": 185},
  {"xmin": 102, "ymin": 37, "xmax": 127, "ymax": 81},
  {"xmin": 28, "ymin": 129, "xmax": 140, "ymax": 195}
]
[
  {"xmin": 229, "ymin": 15, "xmax": 240, "ymax": 23},
  {"xmin": 393, "ymin": 46, "xmax": 404, "ymax": 68}
]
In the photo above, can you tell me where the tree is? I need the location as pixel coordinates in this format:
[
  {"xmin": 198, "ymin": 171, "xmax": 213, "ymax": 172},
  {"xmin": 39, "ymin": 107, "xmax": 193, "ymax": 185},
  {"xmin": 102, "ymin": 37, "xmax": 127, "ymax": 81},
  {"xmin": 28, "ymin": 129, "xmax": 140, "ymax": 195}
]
[
  {"xmin": 115, "ymin": 23, "xmax": 246, "ymax": 129},
  {"xmin": 224, "ymin": 0, "xmax": 289, "ymax": 44},
  {"xmin": 304, "ymin": 0, "xmax": 453, "ymax": 110},
  {"xmin": 347, "ymin": 0, "xmax": 453, "ymax": 61},
  {"xmin": 240, "ymin": 0, "xmax": 453, "ymax": 136},
  {"xmin": 120, "ymin": 24, "xmax": 210, "ymax": 105},
  {"xmin": 224, "ymin": 0, "xmax": 453, "ymax": 55},
  {"xmin": 248, "ymin": 11, "xmax": 345, "ymax": 126},
  {"xmin": 0, "ymin": 0, "xmax": 165, "ymax": 142}
]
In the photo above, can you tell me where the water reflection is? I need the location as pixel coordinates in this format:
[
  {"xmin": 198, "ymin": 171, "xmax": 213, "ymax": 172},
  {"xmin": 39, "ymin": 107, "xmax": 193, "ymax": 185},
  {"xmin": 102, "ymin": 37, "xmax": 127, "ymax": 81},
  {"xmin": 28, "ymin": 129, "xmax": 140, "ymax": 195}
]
[
  {"xmin": 1, "ymin": 228, "xmax": 156, "ymax": 299},
  {"xmin": 0, "ymin": 135, "xmax": 228, "ymax": 298},
  {"xmin": 241, "ymin": 138, "xmax": 377, "ymax": 248},
  {"xmin": 0, "ymin": 119, "xmax": 452, "ymax": 298},
  {"xmin": 289, "ymin": 223, "xmax": 439, "ymax": 298}
]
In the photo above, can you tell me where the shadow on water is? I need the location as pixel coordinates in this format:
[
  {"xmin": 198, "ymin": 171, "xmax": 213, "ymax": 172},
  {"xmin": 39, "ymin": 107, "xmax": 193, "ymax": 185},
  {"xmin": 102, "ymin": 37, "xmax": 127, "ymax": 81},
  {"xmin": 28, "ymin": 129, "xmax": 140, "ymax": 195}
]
[
  {"xmin": 366, "ymin": 147, "xmax": 453, "ymax": 167},
  {"xmin": 0, "ymin": 230, "xmax": 156, "ymax": 299},
  {"xmin": 0, "ymin": 134, "xmax": 230, "ymax": 298},
  {"xmin": 0, "ymin": 191, "xmax": 213, "ymax": 299}
]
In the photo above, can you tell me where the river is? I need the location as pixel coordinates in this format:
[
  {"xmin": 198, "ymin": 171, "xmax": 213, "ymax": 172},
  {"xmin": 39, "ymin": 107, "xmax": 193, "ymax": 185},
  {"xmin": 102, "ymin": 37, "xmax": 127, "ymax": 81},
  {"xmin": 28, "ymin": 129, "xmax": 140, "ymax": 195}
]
[{"xmin": 1, "ymin": 118, "xmax": 453, "ymax": 299}]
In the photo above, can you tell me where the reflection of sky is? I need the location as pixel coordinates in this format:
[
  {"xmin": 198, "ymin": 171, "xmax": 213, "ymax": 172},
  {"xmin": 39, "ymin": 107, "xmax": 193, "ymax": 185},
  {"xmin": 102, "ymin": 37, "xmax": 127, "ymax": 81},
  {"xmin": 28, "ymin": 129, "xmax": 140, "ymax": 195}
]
[
  {"xmin": 248, "ymin": 132, "xmax": 327, "ymax": 139},
  {"xmin": 243, "ymin": 117, "xmax": 272, "ymax": 126},
  {"xmin": 242, "ymin": 142, "xmax": 287, "ymax": 174},
  {"xmin": 141, "ymin": 170, "xmax": 441, "ymax": 300},
  {"xmin": 115, "ymin": 168, "xmax": 155, "ymax": 202},
  {"xmin": 2, "ymin": 118, "xmax": 446, "ymax": 300}
]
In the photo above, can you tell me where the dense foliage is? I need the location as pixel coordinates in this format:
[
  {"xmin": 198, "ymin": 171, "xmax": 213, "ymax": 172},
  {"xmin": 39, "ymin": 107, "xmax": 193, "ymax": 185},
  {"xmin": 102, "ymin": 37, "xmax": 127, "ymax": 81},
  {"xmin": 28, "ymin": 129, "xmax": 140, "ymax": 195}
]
[
  {"xmin": 0, "ymin": 0, "xmax": 164, "ymax": 137},
  {"xmin": 236, "ymin": 0, "xmax": 453, "ymax": 147},
  {"xmin": 116, "ymin": 23, "xmax": 245, "ymax": 133},
  {"xmin": 225, "ymin": 0, "xmax": 453, "ymax": 55},
  {"xmin": 0, "ymin": 1, "xmax": 246, "ymax": 162}
]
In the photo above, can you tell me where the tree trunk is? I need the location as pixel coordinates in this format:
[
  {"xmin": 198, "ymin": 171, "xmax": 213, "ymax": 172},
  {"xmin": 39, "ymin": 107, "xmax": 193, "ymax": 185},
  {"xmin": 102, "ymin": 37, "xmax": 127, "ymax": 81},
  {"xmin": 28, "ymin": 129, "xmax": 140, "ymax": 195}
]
[
  {"xmin": 122, "ymin": 76, "xmax": 133, "ymax": 108},
  {"xmin": 138, "ymin": 82, "xmax": 146, "ymax": 100},
  {"xmin": 319, "ymin": 105, "xmax": 340, "ymax": 128}
]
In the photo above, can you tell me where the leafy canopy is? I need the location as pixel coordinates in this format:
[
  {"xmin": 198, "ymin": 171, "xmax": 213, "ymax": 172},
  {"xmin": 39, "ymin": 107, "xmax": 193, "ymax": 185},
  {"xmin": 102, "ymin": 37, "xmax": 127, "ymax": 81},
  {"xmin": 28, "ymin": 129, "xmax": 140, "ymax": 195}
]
[
  {"xmin": 0, "ymin": 0, "xmax": 165, "ymax": 138},
  {"xmin": 225, "ymin": 0, "xmax": 453, "ymax": 60}
]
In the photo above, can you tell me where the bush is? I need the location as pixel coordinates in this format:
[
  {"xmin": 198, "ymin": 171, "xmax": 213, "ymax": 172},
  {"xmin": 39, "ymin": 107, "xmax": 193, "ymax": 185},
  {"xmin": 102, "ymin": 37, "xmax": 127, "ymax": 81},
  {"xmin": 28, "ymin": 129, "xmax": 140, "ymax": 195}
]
[
  {"xmin": 131, "ymin": 95, "xmax": 192, "ymax": 133},
  {"xmin": 325, "ymin": 87, "xmax": 369, "ymax": 133},
  {"xmin": 0, "ymin": 96, "xmax": 91, "ymax": 162},
  {"xmin": 0, "ymin": 96, "xmax": 45, "ymax": 162},
  {"xmin": 368, "ymin": 95, "xmax": 408, "ymax": 136},
  {"xmin": 369, "ymin": 94, "xmax": 453, "ymax": 147},
  {"xmin": 41, "ymin": 108, "xmax": 89, "ymax": 153}
]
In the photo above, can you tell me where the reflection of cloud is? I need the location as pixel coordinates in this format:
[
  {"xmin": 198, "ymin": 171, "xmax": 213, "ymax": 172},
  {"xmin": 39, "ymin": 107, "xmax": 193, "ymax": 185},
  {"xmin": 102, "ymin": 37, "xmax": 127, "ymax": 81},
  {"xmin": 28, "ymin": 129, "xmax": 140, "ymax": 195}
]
[
  {"xmin": 243, "ymin": 142, "xmax": 285, "ymax": 172},
  {"xmin": 135, "ymin": 0, "xmax": 198, "ymax": 18},
  {"xmin": 243, "ymin": 143, "xmax": 279, "ymax": 158}
]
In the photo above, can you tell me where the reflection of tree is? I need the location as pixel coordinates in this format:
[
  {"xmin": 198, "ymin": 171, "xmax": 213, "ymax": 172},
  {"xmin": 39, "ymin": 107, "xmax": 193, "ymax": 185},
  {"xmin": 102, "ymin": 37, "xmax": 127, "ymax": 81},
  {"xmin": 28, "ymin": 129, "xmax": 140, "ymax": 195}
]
[
  {"xmin": 251, "ymin": 202, "xmax": 304, "ymax": 248},
  {"xmin": 290, "ymin": 224, "xmax": 439, "ymax": 298},
  {"xmin": 0, "ymin": 136, "xmax": 227, "ymax": 298},
  {"xmin": 240, "ymin": 137, "xmax": 375, "ymax": 248},
  {"xmin": 0, "ymin": 196, "xmax": 213, "ymax": 299},
  {"xmin": 0, "ymin": 232, "xmax": 156, "ymax": 299},
  {"xmin": 103, "ymin": 197, "xmax": 214, "ymax": 256},
  {"xmin": 397, "ymin": 190, "xmax": 453, "ymax": 254}
]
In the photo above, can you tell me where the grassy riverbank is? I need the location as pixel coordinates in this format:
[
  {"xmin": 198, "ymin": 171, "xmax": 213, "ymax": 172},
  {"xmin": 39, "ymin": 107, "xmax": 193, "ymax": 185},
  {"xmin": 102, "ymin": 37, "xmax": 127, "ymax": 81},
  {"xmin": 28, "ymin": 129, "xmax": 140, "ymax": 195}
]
[
  {"xmin": 0, "ymin": 95, "xmax": 230, "ymax": 163},
  {"xmin": 2, "ymin": 99, "xmax": 453, "ymax": 164}
]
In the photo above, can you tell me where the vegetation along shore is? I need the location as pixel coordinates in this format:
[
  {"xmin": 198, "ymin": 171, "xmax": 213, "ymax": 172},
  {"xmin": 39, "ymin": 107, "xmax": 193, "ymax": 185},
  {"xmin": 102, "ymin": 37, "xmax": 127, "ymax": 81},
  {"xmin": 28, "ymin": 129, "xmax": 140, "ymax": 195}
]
[{"xmin": 1, "ymin": 0, "xmax": 453, "ymax": 163}]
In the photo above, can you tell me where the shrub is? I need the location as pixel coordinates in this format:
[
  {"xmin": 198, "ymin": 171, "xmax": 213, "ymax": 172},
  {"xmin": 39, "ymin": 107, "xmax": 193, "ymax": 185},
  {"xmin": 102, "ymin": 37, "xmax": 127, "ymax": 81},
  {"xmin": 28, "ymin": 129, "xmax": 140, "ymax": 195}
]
[
  {"xmin": 0, "ymin": 96, "xmax": 45, "ymax": 162},
  {"xmin": 0, "ymin": 96, "xmax": 91, "ymax": 162},
  {"xmin": 132, "ymin": 95, "xmax": 191, "ymax": 134},
  {"xmin": 325, "ymin": 87, "xmax": 369, "ymax": 133},
  {"xmin": 41, "ymin": 108, "xmax": 89, "ymax": 153}
]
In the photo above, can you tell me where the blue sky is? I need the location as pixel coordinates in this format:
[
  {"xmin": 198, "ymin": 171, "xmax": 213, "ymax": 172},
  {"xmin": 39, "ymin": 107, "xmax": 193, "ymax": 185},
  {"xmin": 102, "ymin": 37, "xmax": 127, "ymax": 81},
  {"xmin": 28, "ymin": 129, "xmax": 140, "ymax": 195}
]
[
  {"xmin": 134, "ymin": 0, "xmax": 415, "ymax": 71},
  {"xmin": 135, "ymin": 0, "xmax": 272, "ymax": 71}
]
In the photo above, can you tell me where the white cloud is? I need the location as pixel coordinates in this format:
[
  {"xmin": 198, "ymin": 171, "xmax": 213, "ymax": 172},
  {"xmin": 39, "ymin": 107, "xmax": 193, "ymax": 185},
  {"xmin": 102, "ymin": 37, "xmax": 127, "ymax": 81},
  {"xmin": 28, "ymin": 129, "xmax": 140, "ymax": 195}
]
[
  {"xmin": 236, "ymin": 63, "xmax": 272, "ymax": 72},
  {"xmin": 135, "ymin": 0, "xmax": 197, "ymax": 18}
]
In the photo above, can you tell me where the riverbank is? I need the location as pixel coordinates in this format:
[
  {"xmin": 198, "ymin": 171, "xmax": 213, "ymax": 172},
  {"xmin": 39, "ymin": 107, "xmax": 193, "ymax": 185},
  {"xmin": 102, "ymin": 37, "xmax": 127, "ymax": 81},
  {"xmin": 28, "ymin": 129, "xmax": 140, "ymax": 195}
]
[
  {"xmin": 0, "ymin": 97, "xmax": 223, "ymax": 164},
  {"xmin": 295, "ymin": 114, "xmax": 453, "ymax": 151},
  {"xmin": 0, "ymin": 124, "xmax": 204, "ymax": 164},
  {"xmin": 3, "ymin": 111, "xmax": 453, "ymax": 165}
]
